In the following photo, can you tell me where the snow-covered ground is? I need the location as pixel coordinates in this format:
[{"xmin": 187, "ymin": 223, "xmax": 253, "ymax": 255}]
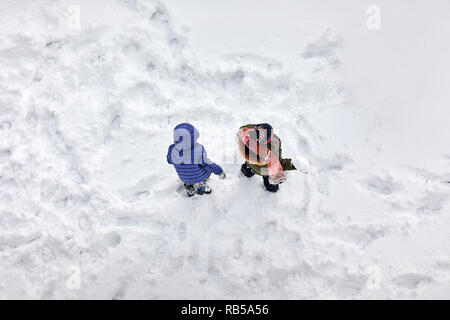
[{"xmin": 0, "ymin": 0, "xmax": 449, "ymax": 299}]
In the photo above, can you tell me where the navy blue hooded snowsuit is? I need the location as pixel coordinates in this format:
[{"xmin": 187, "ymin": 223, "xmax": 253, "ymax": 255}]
[{"xmin": 167, "ymin": 123, "xmax": 222, "ymax": 184}]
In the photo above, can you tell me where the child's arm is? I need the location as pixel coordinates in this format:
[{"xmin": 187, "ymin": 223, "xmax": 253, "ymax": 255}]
[
  {"xmin": 167, "ymin": 144, "xmax": 174, "ymax": 164},
  {"xmin": 201, "ymin": 147, "xmax": 223, "ymax": 175}
]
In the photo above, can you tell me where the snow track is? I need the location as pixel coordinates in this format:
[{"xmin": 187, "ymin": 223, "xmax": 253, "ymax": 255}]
[{"xmin": 0, "ymin": 0, "xmax": 449, "ymax": 299}]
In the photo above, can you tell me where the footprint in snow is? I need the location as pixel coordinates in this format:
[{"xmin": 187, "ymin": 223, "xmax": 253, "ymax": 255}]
[
  {"xmin": 365, "ymin": 176, "xmax": 396, "ymax": 195},
  {"xmin": 416, "ymin": 193, "xmax": 447, "ymax": 215},
  {"xmin": 255, "ymin": 221, "xmax": 277, "ymax": 242},
  {"xmin": 117, "ymin": 216, "xmax": 140, "ymax": 227},
  {"xmin": 78, "ymin": 216, "xmax": 91, "ymax": 231},
  {"xmin": 393, "ymin": 273, "xmax": 432, "ymax": 289},
  {"xmin": 232, "ymin": 238, "xmax": 243, "ymax": 260},
  {"xmin": 111, "ymin": 115, "xmax": 121, "ymax": 129},
  {"xmin": 101, "ymin": 232, "xmax": 122, "ymax": 248},
  {"xmin": 177, "ymin": 222, "xmax": 187, "ymax": 241}
]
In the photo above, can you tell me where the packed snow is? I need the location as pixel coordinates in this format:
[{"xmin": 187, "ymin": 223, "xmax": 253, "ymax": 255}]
[{"xmin": 0, "ymin": 0, "xmax": 449, "ymax": 299}]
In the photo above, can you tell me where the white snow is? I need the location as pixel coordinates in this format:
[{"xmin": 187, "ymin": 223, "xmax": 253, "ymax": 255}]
[{"xmin": 1, "ymin": 0, "xmax": 450, "ymax": 299}]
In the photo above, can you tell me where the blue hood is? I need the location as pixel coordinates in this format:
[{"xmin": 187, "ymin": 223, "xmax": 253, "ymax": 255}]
[
  {"xmin": 167, "ymin": 123, "xmax": 202, "ymax": 165},
  {"xmin": 173, "ymin": 123, "xmax": 199, "ymax": 151}
]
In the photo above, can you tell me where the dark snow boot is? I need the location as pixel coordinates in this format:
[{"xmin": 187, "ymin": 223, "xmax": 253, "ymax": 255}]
[
  {"xmin": 184, "ymin": 184, "xmax": 196, "ymax": 197},
  {"xmin": 263, "ymin": 176, "xmax": 279, "ymax": 193},
  {"xmin": 241, "ymin": 162, "xmax": 255, "ymax": 178},
  {"xmin": 196, "ymin": 181, "xmax": 212, "ymax": 195}
]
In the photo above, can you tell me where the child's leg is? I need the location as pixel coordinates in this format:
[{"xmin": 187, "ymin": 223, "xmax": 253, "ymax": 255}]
[
  {"xmin": 263, "ymin": 176, "xmax": 279, "ymax": 192},
  {"xmin": 241, "ymin": 162, "xmax": 255, "ymax": 177}
]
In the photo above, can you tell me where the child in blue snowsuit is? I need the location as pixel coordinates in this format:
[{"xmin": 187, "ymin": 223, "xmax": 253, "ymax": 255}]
[{"xmin": 167, "ymin": 123, "xmax": 225, "ymax": 196}]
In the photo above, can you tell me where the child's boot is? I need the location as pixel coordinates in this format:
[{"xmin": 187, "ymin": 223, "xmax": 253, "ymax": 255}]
[
  {"xmin": 196, "ymin": 181, "xmax": 212, "ymax": 195},
  {"xmin": 263, "ymin": 176, "xmax": 279, "ymax": 192},
  {"xmin": 241, "ymin": 162, "xmax": 255, "ymax": 178},
  {"xmin": 184, "ymin": 184, "xmax": 196, "ymax": 197}
]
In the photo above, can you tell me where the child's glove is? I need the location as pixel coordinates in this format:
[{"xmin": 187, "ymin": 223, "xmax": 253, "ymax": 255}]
[
  {"xmin": 218, "ymin": 171, "xmax": 226, "ymax": 180},
  {"xmin": 294, "ymin": 156, "xmax": 311, "ymax": 174}
]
